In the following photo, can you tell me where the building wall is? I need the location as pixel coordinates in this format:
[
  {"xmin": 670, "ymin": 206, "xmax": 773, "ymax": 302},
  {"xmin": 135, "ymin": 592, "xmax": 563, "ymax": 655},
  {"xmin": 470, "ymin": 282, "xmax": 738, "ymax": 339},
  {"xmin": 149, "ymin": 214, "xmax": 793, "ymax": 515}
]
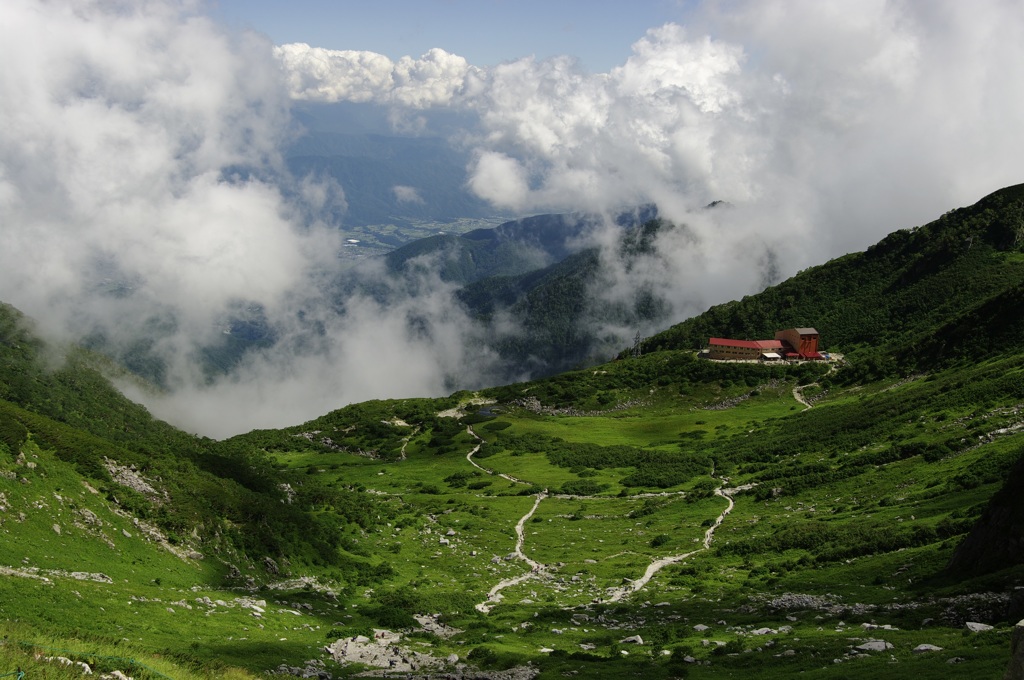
[
  {"xmin": 708, "ymin": 344, "xmax": 761, "ymax": 360},
  {"xmin": 775, "ymin": 329, "xmax": 819, "ymax": 357}
]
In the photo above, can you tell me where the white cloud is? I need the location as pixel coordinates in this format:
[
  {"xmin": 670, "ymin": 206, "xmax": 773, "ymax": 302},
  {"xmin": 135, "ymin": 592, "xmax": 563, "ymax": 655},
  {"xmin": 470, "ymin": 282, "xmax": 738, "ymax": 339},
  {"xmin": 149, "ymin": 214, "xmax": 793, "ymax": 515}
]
[
  {"xmin": 0, "ymin": 0, "xmax": 493, "ymax": 437},
  {"xmin": 273, "ymin": 1, "xmax": 1024, "ymax": 262},
  {"xmin": 274, "ymin": 43, "xmax": 479, "ymax": 107},
  {"xmin": 392, "ymin": 185, "xmax": 424, "ymax": 204},
  {"xmin": 466, "ymin": 151, "xmax": 530, "ymax": 211}
]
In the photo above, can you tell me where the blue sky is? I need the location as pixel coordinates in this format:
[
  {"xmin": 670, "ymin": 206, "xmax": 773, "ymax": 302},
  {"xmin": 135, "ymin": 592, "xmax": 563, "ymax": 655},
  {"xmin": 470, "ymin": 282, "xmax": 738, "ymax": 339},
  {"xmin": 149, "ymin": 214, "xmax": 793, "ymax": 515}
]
[{"xmin": 210, "ymin": 0, "xmax": 691, "ymax": 72}]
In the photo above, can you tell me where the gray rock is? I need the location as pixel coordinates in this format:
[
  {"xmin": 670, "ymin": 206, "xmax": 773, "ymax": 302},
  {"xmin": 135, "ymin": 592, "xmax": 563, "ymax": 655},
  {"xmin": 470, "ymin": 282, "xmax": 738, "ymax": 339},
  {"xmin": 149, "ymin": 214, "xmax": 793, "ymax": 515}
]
[
  {"xmin": 619, "ymin": 635, "xmax": 644, "ymax": 645},
  {"xmin": 966, "ymin": 621, "xmax": 994, "ymax": 632},
  {"xmin": 1004, "ymin": 619, "xmax": 1024, "ymax": 680},
  {"xmin": 694, "ymin": 624, "xmax": 710, "ymax": 632},
  {"xmin": 913, "ymin": 644, "xmax": 942, "ymax": 654},
  {"xmin": 855, "ymin": 640, "xmax": 893, "ymax": 652}
]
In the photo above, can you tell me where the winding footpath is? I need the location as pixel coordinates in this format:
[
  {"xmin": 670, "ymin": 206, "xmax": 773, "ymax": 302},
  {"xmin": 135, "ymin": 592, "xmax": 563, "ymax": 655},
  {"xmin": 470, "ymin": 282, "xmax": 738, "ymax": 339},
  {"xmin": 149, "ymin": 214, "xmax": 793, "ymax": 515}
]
[
  {"xmin": 792, "ymin": 383, "xmax": 815, "ymax": 410},
  {"xmin": 604, "ymin": 486, "xmax": 738, "ymax": 602},
  {"xmin": 474, "ymin": 492, "xmax": 547, "ymax": 613},
  {"xmin": 463, "ymin": 423, "xmax": 750, "ymax": 611},
  {"xmin": 465, "ymin": 427, "xmax": 530, "ymax": 485}
]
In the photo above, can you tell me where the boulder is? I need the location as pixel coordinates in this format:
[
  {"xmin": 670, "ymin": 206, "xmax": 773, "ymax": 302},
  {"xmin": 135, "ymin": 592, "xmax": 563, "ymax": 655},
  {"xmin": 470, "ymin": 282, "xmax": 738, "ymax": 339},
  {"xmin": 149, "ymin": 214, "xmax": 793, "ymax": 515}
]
[
  {"xmin": 855, "ymin": 640, "xmax": 893, "ymax": 652},
  {"xmin": 1004, "ymin": 619, "xmax": 1024, "ymax": 680},
  {"xmin": 619, "ymin": 635, "xmax": 644, "ymax": 645},
  {"xmin": 913, "ymin": 644, "xmax": 943, "ymax": 654},
  {"xmin": 967, "ymin": 622, "xmax": 994, "ymax": 632}
]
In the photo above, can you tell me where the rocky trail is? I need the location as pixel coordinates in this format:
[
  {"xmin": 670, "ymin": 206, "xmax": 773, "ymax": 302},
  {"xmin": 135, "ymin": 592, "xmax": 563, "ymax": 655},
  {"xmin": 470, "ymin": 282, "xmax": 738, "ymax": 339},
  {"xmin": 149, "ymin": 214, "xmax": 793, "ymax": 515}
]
[
  {"xmin": 475, "ymin": 492, "xmax": 547, "ymax": 613},
  {"xmin": 604, "ymin": 486, "xmax": 737, "ymax": 602},
  {"xmin": 466, "ymin": 426, "xmax": 530, "ymax": 485},
  {"xmin": 792, "ymin": 383, "xmax": 815, "ymax": 410},
  {"xmin": 464, "ymin": 426, "xmax": 746, "ymax": 612}
]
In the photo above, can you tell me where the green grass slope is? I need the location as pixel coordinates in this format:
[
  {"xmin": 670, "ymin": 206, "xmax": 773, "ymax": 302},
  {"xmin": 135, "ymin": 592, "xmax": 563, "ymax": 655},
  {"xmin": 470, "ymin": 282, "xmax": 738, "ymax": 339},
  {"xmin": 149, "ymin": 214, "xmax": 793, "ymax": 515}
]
[{"xmin": 643, "ymin": 183, "xmax": 1024, "ymax": 371}]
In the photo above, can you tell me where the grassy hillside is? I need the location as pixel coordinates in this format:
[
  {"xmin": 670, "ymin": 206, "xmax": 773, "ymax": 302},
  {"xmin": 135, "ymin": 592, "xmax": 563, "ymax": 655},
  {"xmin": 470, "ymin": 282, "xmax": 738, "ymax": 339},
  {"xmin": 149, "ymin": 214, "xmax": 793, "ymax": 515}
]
[
  {"xmin": 1, "ymin": 185, "xmax": 1024, "ymax": 678},
  {"xmin": 644, "ymin": 183, "xmax": 1024, "ymax": 369}
]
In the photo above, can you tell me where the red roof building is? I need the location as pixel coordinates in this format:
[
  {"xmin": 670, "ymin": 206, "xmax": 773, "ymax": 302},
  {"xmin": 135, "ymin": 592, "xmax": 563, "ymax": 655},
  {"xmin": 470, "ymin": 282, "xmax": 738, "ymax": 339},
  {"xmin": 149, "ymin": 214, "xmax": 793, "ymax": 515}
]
[{"xmin": 707, "ymin": 329, "xmax": 824, "ymax": 361}]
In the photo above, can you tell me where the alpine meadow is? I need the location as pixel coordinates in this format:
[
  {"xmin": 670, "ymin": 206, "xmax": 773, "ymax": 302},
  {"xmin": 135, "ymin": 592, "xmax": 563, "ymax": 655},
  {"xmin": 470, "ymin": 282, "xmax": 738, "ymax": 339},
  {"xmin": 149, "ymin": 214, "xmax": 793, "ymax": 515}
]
[{"xmin": 5, "ymin": 1, "xmax": 1024, "ymax": 679}]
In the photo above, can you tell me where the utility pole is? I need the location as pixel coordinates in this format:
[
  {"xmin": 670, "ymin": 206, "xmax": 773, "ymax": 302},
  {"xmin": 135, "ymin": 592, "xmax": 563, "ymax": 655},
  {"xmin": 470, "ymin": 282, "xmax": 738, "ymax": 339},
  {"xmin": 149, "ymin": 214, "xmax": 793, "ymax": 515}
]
[{"xmin": 632, "ymin": 330, "xmax": 642, "ymax": 359}]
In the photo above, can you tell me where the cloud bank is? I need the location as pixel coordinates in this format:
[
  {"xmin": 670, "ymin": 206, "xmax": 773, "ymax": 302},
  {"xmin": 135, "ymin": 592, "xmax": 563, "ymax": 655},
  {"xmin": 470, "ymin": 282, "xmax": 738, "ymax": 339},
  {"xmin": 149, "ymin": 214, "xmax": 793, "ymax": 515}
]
[
  {"xmin": 279, "ymin": 1, "xmax": 1024, "ymax": 259},
  {"xmin": 274, "ymin": 0, "xmax": 1024, "ymax": 346},
  {"xmin": 0, "ymin": 0, "xmax": 496, "ymax": 437}
]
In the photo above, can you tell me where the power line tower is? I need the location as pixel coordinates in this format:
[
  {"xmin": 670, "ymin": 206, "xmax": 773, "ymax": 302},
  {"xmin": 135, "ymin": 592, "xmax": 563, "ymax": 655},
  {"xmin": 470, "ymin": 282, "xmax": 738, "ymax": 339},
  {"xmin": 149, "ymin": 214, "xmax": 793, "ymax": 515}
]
[{"xmin": 632, "ymin": 330, "xmax": 642, "ymax": 359}]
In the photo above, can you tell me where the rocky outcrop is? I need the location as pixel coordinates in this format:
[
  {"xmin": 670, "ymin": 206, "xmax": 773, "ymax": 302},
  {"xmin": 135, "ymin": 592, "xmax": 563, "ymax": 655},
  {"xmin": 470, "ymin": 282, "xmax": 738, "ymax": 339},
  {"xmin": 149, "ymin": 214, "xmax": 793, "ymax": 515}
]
[
  {"xmin": 324, "ymin": 631, "xmax": 452, "ymax": 673},
  {"xmin": 1005, "ymin": 619, "xmax": 1024, "ymax": 680},
  {"xmin": 948, "ymin": 454, "xmax": 1024, "ymax": 577}
]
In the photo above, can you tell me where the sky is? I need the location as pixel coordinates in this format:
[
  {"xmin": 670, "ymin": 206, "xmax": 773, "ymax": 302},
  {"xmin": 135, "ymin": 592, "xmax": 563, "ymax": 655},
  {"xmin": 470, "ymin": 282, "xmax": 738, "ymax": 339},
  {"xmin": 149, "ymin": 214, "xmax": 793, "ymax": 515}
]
[
  {"xmin": 209, "ymin": 0, "xmax": 688, "ymax": 73},
  {"xmin": 2, "ymin": 0, "xmax": 1024, "ymax": 437}
]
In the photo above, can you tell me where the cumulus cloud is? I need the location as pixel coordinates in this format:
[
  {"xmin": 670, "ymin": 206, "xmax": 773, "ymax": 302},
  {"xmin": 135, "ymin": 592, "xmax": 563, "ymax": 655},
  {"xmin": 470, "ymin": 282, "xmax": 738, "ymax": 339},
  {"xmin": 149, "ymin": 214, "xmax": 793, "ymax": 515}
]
[
  {"xmin": 275, "ymin": 43, "xmax": 481, "ymax": 107},
  {"xmin": 392, "ymin": 185, "xmax": 424, "ymax": 204},
  {"xmin": 277, "ymin": 1, "xmax": 1024, "ymax": 259}
]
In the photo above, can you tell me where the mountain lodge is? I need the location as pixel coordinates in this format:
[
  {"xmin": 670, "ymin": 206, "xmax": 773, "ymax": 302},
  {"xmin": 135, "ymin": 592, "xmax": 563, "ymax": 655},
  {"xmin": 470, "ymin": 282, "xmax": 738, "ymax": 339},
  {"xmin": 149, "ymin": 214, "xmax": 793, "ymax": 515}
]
[{"xmin": 708, "ymin": 327, "xmax": 823, "ymax": 361}]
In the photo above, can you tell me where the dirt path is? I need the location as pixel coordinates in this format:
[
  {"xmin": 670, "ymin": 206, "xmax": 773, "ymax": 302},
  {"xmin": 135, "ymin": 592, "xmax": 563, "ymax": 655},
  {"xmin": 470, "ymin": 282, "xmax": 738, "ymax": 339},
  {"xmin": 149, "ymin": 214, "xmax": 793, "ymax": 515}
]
[
  {"xmin": 464, "ymin": 423, "xmax": 746, "ymax": 611},
  {"xmin": 604, "ymin": 486, "xmax": 738, "ymax": 603},
  {"xmin": 465, "ymin": 427, "xmax": 530, "ymax": 485},
  {"xmin": 475, "ymin": 492, "xmax": 547, "ymax": 613},
  {"xmin": 792, "ymin": 383, "xmax": 815, "ymax": 410}
]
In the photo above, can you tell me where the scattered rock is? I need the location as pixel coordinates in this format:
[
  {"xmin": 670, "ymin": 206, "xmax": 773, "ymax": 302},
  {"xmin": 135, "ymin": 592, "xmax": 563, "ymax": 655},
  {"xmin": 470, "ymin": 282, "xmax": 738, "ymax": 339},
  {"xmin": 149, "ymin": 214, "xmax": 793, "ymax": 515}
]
[
  {"xmin": 1005, "ymin": 619, "xmax": 1024, "ymax": 680},
  {"xmin": 324, "ymin": 631, "xmax": 458, "ymax": 673},
  {"xmin": 619, "ymin": 635, "xmax": 644, "ymax": 645},
  {"xmin": 966, "ymin": 621, "xmax": 994, "ymax": 632},
  {"xmin": 913, "ymin": 644, "xmax": 943, "ymax": 654},
  {"xmin": 855, "ymin": 640, "xmax": 893, "ymax": 652}
]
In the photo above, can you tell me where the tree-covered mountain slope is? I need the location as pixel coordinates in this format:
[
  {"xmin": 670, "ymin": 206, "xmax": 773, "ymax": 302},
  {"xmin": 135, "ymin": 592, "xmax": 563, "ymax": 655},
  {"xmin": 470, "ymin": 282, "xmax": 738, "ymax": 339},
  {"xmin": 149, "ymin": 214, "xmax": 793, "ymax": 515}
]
[
  {"xmin": 384, "ymin": 205, "xmax": 658, "ymax": 285},
  {"xmin": 643, "ymin": 183, "xmax": 1024, "ymax": 373},
  {"xmin": 2, "ymin": 184, "xmax": 1024, "ymax": 678},
  {"xmin": 456, "ymin": 217, "xmax": 674, "ymax": 377}
]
